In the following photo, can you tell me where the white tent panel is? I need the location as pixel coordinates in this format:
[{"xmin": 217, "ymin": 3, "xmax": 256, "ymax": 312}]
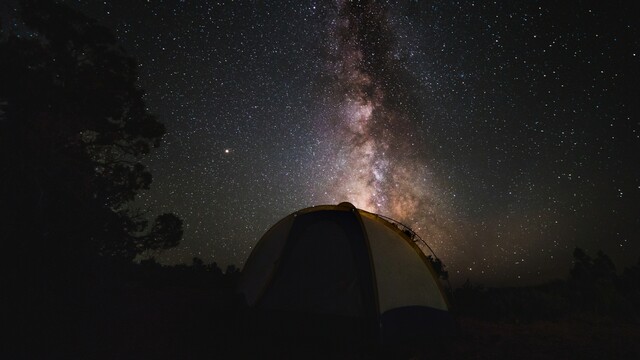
[
  {"xmin": 361, "ymin": 214, "xmax": 448, "ymax": 313},
  {"xmin": 239, "ymin": 215, "xmax": 295, "ymax": 306}
]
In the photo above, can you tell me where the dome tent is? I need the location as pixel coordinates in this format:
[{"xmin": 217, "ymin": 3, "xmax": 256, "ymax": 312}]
[{"xmin": 238, "ymin": 202, "xmax": 454, "ymax": 349}]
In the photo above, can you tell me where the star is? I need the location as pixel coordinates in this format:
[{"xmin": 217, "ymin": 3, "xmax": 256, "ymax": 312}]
[{"xmin": 56, "ymin": 0, "xmax": 640, "ymax": 285}]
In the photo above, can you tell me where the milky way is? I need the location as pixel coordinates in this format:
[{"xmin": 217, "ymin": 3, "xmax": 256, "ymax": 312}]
[{"xmin": 318, "ymin": 1, "xmax": 454, "ymax": 254}]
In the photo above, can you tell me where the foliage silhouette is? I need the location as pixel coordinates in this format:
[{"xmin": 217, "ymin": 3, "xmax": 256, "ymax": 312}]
[
  {"xmin": 452, "ymin": 248, "xmax": 640, "ymax": 324},
  {"xmin": 1, "ymin": 1, "xmax": 183, "ymax": 354},
  {"xmin": 0, "ymin": 0, "xmax": 182, "ymax": 263}
]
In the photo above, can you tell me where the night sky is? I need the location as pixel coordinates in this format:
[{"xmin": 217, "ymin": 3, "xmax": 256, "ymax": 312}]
[{"xmin": 7, "ymin": 0, "xmax": 639, "ymax": 285}]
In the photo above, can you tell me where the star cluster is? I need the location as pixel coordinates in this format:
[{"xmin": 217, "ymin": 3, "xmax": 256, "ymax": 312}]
[{"xmin": 16, "ymin": 0, "xmax": 638, "ymax": 285}]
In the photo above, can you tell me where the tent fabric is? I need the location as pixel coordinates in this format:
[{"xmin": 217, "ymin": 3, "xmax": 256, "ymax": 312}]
[
  {"xmin": 238, "ymin": 203, "xmax": 451, "ymax": 340},
  {"xmin": 240, "ymin": 214, "xmax": 294, "ymax": 306},
  {"xmin": 360, "ymin": 212, "xmax": 448, "ymax": 312},
  {"xmin": 259, "ymin": 211, "xmax": 369, "ymax": 317}
]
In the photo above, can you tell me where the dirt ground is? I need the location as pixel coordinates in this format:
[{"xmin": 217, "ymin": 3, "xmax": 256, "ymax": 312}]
[{"xmin": 447, "ymin": 317, "xmax": 640, "ymax": 360}]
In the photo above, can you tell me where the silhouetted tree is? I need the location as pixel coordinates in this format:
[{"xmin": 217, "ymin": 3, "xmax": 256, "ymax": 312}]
[
  {"xmin": 569, "ymin": 247, "xmax": 624, "ymax": 318},
  {"xmin": 192, "ymin": 257, "xmax": 205, "ymax": 268},
  {"xmin": 0, "ymin": 0, "xmax": 182, "ymax": 266},
  {"xmin": 1, "ymin": 3, "xmax": 183, "ymax": 347},
  {"xmin": 619, "ymin": 257, "xmax": 640, "ymax": 320},
  {"xmin": 225, "ymin": 264, "xmax": 239, "ymax": 275},
  {"xmin": 570, "ymin": 247, "xmax": 593, "ymax": 282},
  {"xmin": 570, "ymin": 247, "xmax": 617, "ymax": 283},
  {"xmin": 204, "ymin": 261, "xmax": 224, "ymax": 279}
]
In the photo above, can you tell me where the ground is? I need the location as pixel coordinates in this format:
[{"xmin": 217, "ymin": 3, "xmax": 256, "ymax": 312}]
[{"xmin": 448, "ymin": 317, "xmax": 640, "ymax": 360}]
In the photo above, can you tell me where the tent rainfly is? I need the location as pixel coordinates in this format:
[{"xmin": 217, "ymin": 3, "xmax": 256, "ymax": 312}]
[{"xmin": 238, "ymin": 202, "xmax": 454, "ymax": 344}]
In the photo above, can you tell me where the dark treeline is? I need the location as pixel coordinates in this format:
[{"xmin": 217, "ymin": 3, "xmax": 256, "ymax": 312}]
[
  {"xmin": 452, "ymin": 248, "xmax": 640, "ymax": 324},
  {"xmin": 446, "ymin": 250, "xmax": 640, "ymax": 360},
  {"xmin": 78, "ymin": 257, "xmax": 243, "ymax": 359}
]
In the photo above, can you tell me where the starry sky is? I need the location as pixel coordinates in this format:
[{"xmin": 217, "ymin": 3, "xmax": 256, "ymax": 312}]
[{"xmin": 8, "ymin": 0, "xmax": 639, "ymax": 285}]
